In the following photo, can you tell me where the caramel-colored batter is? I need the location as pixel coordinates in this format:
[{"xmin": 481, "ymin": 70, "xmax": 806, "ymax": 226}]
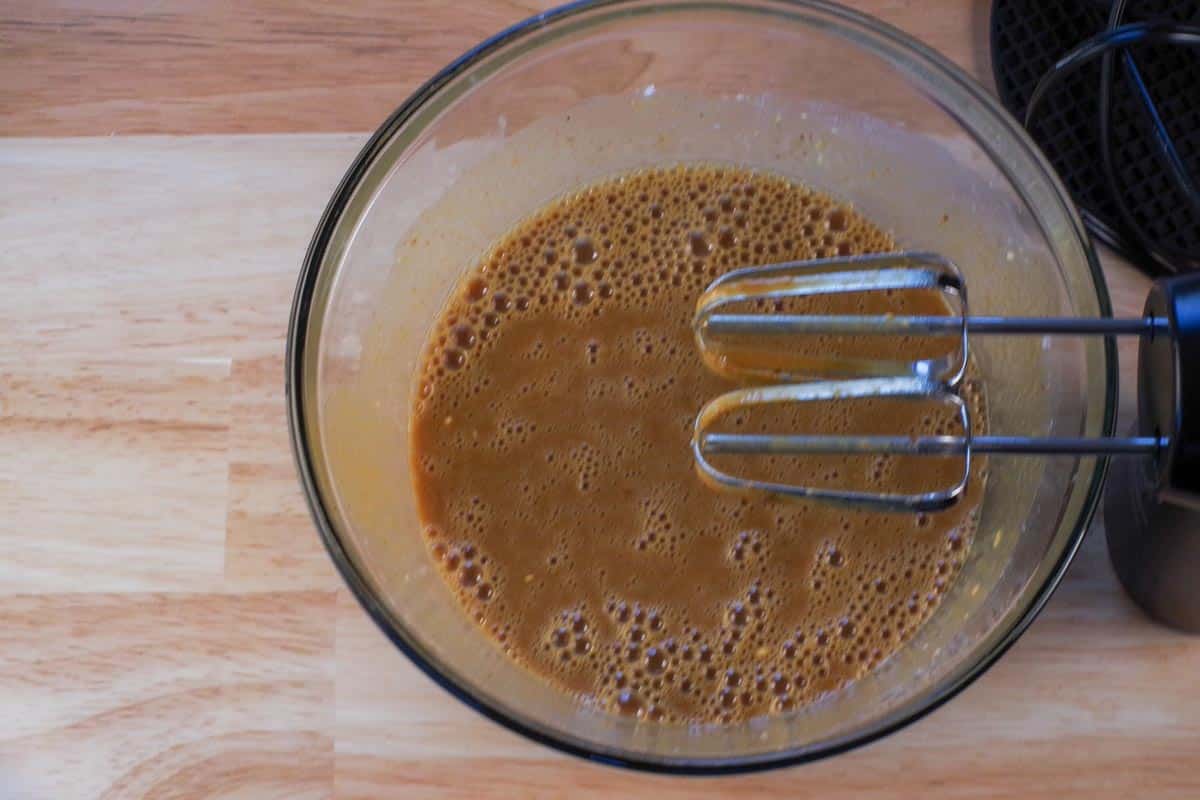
[{"xmin": 411, "ymin": 165, "xmax": 985, "ymax": 724}]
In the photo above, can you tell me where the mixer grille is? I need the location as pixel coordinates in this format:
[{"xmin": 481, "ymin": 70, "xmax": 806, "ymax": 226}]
[{"xmin": 991, "ymin": 0, "xmax": 1200, "ymax": 273}]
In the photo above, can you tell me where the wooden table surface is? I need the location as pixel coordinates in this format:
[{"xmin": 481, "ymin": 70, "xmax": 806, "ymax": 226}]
[{"xmin": 2, "ymin": 2, "xmax": 1196, "ymax": 798}]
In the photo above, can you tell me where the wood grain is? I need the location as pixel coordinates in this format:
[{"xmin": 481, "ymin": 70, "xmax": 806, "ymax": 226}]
[
  {"xmin": 1, "ymin": 135, "xmax": 352, "ymax": 800},
  {"xmin": 2, "ymin": 2, "xmax": 1199, "ymax": 798},
  {"xmin": 0, "ymin": 591, "xmax": 335, "ymax": 799},
  {"xmin": 1, "ymin": 0, "xmax": 989, "ymax": 137}
]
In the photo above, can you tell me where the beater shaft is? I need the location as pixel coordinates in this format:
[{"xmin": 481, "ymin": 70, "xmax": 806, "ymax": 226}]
[
  {"xmin": 700, "ymin": 432, "xmax": 1164, "ymax": 457},
  {"xmin": 700, "ymin": 313, "xmax": 1167, "ymax": 337}
]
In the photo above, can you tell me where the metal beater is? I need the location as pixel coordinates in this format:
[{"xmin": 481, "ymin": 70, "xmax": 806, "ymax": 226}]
[{"xmin": 690, "ymin": 251, "xmax": 1199, "ymax": 516}]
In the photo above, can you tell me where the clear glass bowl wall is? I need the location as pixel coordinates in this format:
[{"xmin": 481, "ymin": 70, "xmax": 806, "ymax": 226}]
[{"xmin": 290, "ymin": 0, "xmax": 1113, "ymax": 772}]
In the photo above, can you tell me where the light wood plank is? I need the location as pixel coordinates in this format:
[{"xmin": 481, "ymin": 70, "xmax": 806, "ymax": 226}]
[
  {"xmin": 1, "ymin": 1, "xmax": 987, "ymax": 137},
  {"xmin": 0, "ymin": 591, "xmax": 336, "ymax": 800},
  {"xmin": 0, "ymin": 359, "xmax": 231, "ymax": 593},
  {"xmin": 0, "ymin": 135, "xmax": 363, "ymax": 360},
  {"xmin": 225, "ymin": 356, "xmax": 342, "ymax": 592}
]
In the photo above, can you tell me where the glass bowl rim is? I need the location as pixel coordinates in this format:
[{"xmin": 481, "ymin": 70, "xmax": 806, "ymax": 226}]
[{"xmin": 285, "ymin": 0, "xmax": 1117, "ymax": 774}]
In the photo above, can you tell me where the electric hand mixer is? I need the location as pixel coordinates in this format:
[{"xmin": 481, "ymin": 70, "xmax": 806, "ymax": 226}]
[{"xmin": 691, "ymin": 251, "xmax": 1200, "ymax": 630}]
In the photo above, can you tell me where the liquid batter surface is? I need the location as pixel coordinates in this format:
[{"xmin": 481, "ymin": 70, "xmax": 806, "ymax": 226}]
[{"xmin": 411, "ymin": 165, "xmax": 985, "ymax": 724}]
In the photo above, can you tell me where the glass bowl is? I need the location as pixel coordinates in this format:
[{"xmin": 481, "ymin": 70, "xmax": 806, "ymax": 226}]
[{"xmin": 287, "ymin": 0, "xmax": 1114, "ymax": 773}]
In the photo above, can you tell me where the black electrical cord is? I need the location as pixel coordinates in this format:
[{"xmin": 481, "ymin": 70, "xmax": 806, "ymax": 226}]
[
  {"xmin": 1098, "ymin": 1, "xmax": 1200, "ymax": 271},
  {"xmin": 1103, "ymin": 16, "xmax": 1200, "ymax": 219},
  {"xmin": 1022, "ymin": 13, "xmax": 1200, "ymax": 273}
]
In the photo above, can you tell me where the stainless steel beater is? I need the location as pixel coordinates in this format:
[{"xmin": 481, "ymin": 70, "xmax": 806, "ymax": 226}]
[{"xmin": 691, "ymin": 251, "xmax": 1199, "ymax": 514}]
